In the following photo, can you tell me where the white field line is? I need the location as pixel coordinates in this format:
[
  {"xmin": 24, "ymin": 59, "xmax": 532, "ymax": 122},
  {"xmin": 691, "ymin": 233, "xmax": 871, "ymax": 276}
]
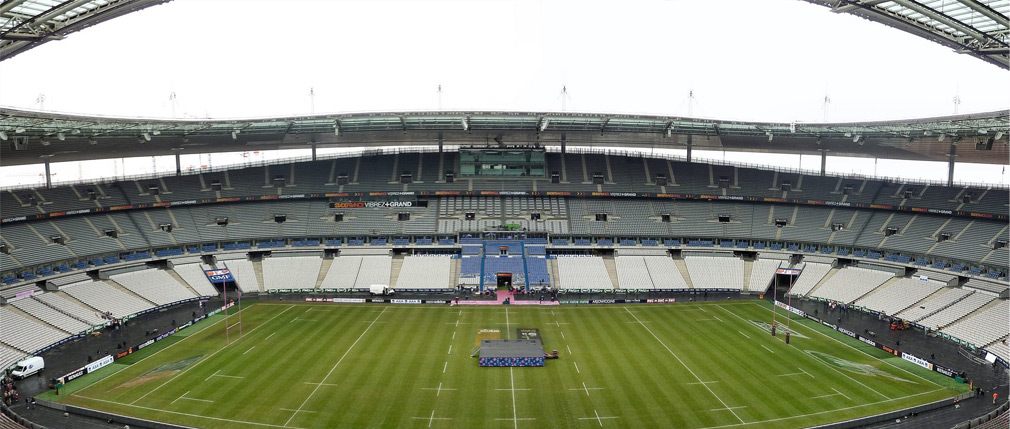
[
  {"xmin": 442, "ymin": 361, "xmax": 448, "ymax": 374},
  {"xmin": 280, "ymin": 408, "xmax": 316, "ymax": 414},
  {"xmin": 509, "ymin": 367, "xmax": 518, "ymax": 429},
  {"xmin": 810, "ymin": 392, "xmax": 843, "ymax": 400},
  {"xmin": 709, "ymin": 406, "xmax": 748, "ymax": 412},
  {"xmin": 831, "ymin": 387, "xmax": 852, "ymax": 401},
  {"xmin": 447, "ymin": 345, "xmax": 453, "ymax": 355},
  {"xmin": 777, "ymin": 372, "xmax": 804, "ymax": 377},
  {"xmin": 624, "ymin": 307, "xmax": 744, "ymax": 424},
  {"xmin": 797, "ymin": 367, "xmax": 815, "ymax": 379},
  {"xmin": 566, "ymin": 345, "xmax": 572, "ymax": 355},
  {"xmin": 302, "ymin": 382, "xmax": 338, "ymax": 387},
  {"xmin": 761, "ymin": 345, "xmax": 775, "ymax": 354},
  {"xmin": 265, "ymin": 332, "xmax": 277, "ymax": 340},
  {"xmin": 170, "ymin": 390, "xmax": 190, "ymax": 405},
  {"xmin": 713, "ymin": 304, "xmax": 890, "ymax": 400},
  {"xmin": 283, "ymin": 307, "xmax": 389, "ymax": 427},
  {"xmin": 242, "ymin": 346, "xmax": 255, "ymax": 355},
  {"xmin": 74, "ymin": 394, "xmax": 303, "ymax": 429},
  {"xmin": 582, "ymin": 382, "xmax": 592, "ymax": 397},
  {"xmin": 574, "ymin": 362, "xmax": 581, "ymax": 374},
  {"xmin": 78, "ymin": 305, "xmax": 252, "ymax": 395},
  {"xmin": 687, "ymin": 381, "xmax": 719, "ymax": 385},
  {"xmin": 747, "ymin": 302, "xmax": 942, "ymax": 387},
  {"xmin": 132, "ymin": 305, "xmax": 295, "ymax": 405},
  {"xmin": 694, "ymin": 388, "xmax": 944, "ymax": 429},
  {"xmin": 738, "ymin": 330, "xmax": 750, "ymax": 339},
  {"xmin": 505, "ymin": 306, "xmax": 510, "ymax": 339}
]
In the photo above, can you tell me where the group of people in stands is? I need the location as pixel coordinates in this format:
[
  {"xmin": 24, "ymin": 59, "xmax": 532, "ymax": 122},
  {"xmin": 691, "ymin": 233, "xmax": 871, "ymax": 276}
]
[{"xmin": 1, "ymin": 374, "xmax": 18, "ymax": 406}]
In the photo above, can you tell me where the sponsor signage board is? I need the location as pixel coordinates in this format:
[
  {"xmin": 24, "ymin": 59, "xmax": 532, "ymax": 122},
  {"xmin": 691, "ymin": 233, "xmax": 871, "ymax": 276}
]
[{"xmin": 204, "ymin": 269, "xmax": 234, "ymax": 284}]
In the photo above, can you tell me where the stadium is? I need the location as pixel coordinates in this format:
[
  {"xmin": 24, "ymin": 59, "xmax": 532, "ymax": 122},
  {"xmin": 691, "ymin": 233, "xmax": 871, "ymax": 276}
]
[{"xmin": 0, "ymin": 1, "xmax": 1008, "ymax": 428}]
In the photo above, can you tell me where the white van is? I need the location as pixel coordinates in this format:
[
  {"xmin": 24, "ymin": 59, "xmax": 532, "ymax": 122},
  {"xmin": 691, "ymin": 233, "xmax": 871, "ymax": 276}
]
[
  {"xmin": 369, "ymin": 284, "xmax": 393, "ymax": 295},
  {"xmin": 11, "ymin": 356, "xmax": 44, "ymax": 379}
]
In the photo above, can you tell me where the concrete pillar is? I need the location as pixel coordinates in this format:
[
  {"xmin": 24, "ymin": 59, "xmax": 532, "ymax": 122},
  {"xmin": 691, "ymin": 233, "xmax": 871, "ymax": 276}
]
[
  {"xmin": 686, "ymin": 135, "xmax": 693, "ymax": 163},
  {"xmin": 175, "ymin": 150, "xmax": 182, "ymax": 176},
  {"xmin": 44, "ymin": 159, "xmax": 52, "ymax": 189},
  {"xmin": 947, "ymin": 143, "xmax": 957, "ymax": 186},
  {"xmin": 438, "ymin": 131, "xmax": 443, "ymax": 153},
  {"xmin": 311, "ymin": 144, "xmax": 317, "ymax": 161},
  {"xmin": 560, "ymin": 133, "xmax": 567, "ymax": 154},
  {"xmin": 820, "ymin": 150, "xmax": 827, "ymax": 177}
]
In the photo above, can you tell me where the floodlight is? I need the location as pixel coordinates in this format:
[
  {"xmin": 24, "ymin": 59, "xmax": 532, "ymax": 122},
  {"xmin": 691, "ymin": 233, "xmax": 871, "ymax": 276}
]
[
  {"xmin": 979, "ymin": 129, "xmax": 988, "ymax": 134},
  {"xmin": 56, "ymin": 132, "xmax": 65, "ymax": 141},
  {"xmin": 938, "ymin": 133, "xmax": 945, "ymax": 142},
  {"xmin": 14, "ymin": 128, "xmax": 25, "ymax": 133},
  {"xmin": 767, "ymin": 132, "xmax": 773, "ymax": 142},
  {"xmin": 852, "ymin": 135, "xmax": 861, "ymax": 143},
  {"xmin": 461, "ymin": 118, "xmax": 469, "ymax": 131},
  {"xmin": 142, "ymin": 133, "xmax": 151, "ymax": 142},
  {"xmin": 231, "ymin": 130, "xmax": 238, "ymax": 140},
  {"xmin": 995, "ymin": 132, "xmax": 1004, "ymax": 140},
  {"xmin": 0, "ymin": 131, "xmax": 6, "ymax": 141},
  {"xmin": 540, "ymin": 118, "xmax": 550, "ymax": 132}
]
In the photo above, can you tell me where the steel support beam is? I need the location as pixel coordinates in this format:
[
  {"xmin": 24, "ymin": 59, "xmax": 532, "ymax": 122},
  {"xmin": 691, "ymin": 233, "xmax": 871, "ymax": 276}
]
[
  {"xmin": 947, "ymin": 143, "xmax": 957, "ymax": 186},
  {"xmin": 174, "ymin": 150, "xmax": 181, "ymax": 175},
  {"xmin": 820, "ymin": 149, "xmax": 828, "ymax": 176},
  {"xmin": 686, "ymin": 135, "xmax": 693, "ymax": 163},
  {"xmin": 43, "ymin": 156, "xmax": 52, "ymax": 188},
  {"xmin": 437, "ymin": 131, "xmax": 443, "ymax": 153},
  {"xmin": 560, "ymin": 133, "xmax": 566, "ymax": 154}
]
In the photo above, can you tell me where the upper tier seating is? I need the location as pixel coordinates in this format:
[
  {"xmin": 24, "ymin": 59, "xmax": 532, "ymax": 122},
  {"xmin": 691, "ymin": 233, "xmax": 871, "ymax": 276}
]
[{"xmin": 34, "ymin": 292, "xmax": 107, "ymax": 325}]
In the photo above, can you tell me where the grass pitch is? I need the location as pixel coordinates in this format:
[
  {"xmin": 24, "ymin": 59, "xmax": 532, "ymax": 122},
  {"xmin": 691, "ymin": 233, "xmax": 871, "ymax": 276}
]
[{"xmin": 52, "ymin": 300, "xmax": 965, "ymax": 428}]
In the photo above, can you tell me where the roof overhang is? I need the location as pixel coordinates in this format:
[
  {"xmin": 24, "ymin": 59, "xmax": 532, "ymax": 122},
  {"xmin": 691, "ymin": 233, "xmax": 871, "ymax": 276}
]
[{"xmin": 0, "ymin": 108, "xmax": 1007, "ymax": 166}]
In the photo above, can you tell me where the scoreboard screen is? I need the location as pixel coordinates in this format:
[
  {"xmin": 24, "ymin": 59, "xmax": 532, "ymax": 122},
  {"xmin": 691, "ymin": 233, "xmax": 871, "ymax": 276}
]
[{"xmin": 459, "ymin": 148, "xmax": 546, "ymax": 178}]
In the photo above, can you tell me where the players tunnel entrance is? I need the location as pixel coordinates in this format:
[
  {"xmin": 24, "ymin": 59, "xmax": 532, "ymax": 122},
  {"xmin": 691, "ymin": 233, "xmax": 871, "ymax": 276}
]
[{"xmin": 496, "ymin": 272, "xmax": 513, "ymax": 290}]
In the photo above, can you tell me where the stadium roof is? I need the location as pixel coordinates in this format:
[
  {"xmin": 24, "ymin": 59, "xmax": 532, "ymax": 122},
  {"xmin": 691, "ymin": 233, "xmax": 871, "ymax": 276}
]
[
  {"xmin": 0, "ymin": 0, "xmax": 169, "ymax": 61},
  {"xmin": 1, "ymin": 108, "xmax": 1007, "ymax": 166},
  {"xmin": 804, "ymin": 0, "xmax": 1009, "ymax": 69}
]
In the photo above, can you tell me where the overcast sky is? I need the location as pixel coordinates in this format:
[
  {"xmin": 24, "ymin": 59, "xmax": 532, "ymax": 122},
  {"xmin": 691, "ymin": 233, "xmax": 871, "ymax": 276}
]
[
  {"xmin": 0, "ymin": 0, "xmax": 1008, "ymax": 187},
  {"xmin": 0, "ymin": 0, "xmax": 1007, "ymax": 122}
]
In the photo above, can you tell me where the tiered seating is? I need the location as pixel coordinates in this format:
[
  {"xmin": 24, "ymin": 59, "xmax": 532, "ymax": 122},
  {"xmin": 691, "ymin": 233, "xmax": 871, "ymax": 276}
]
[
  {"xmin": 986, "ymin": 339, "xmax": 1009, "ymax": 362},
  {"xmin": 685, "ymin": 256, "xmax": 743, "ymax": 290},
  {"xmin": 747, "ymin": 259, "xmax": 780, "ymax": 292},
  {"xmin": 645, "ymin": 257, "xmax": 690, "ymax": 289},
  {"xmin": 110, "ymin": 270, "xmax": 198, "ymax": 305},
  {"xmin": 318, "ymin": 256, "xmax": 391, "ymax": 289},
  {"xmin": 35, "ymin": 292, "xmax": 107, "ymax": 325},
  {"xmin": 917, "ymin": 292, "xmax": 995, "ymax": 330},
  {"xmin": 526, "ymin": 257, "xmax": 550, "ymax": 287},
  {"xmin": 940, "ymin": 300, "xmax": 1009, "ymax": 347},
  {"xmin": 0, "ymin": 343, "xmax": 27, "ymax": 373},
  {"xmin": 616, "ymin": 257, "xmax": 654, "ymax": 289},
  {"xmin": 172, "ymin": 263, "xmax": 220, "ymax": 296},
  {"xmin": 262, "ymin": 256, "xmax": 323, "ymax": 290},
  {"xmin": 62, "ymin": 280, "xmax": 154, "ymax": 318},
  {"xmin": 615, "ymin": 256, "xmax": 689, "ymax": 290},
  {"xmin": 395, "ymin": 256, "xmax": 451, "ymax": 290},
  {"xmin": 556, "ymin": 256, "xmax": 613, "ymax": 290},
  {"xmin": 854, "ymin": 277, "xmax": 944, "ymax": 316},
  {"xmin": 787, "ymin": 263, "xmax": 832, "ymax": 296},
  {"xmin": 222, "ymin": 259, "xmax": 261, "ymax": 293},
  {"xmin": 483, "ymin": 257, "xmax": 526, "ymax": 285},
  {"xmin": 458, "ymin": 257, "xmax": 481, "ymax": 286},
  {"xmin": 810, "ymin": 267, "xmax": 894, "ymax": 304},
  {"xmin": 895, "ymin": 287, "xmax": 973, "ymax": 322},
  {"xmin": 0, "ymin": 306, "xmax": 70, "ymax": 352},
  {"xmin": 12, "ymin": 297, "xmax": 91, "ymax": 333}
]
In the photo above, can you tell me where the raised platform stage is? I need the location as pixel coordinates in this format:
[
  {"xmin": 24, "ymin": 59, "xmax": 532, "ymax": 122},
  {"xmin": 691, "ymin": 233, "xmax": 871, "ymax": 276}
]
[{"xmin": 478, "ymin": 339, "xmax": 545, "ymax": 367}]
